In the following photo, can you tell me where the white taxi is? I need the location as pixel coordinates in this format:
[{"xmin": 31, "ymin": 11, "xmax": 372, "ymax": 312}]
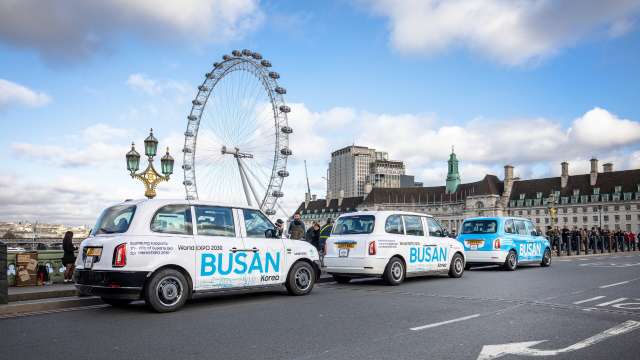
[
  {"xmin": 74, "ymin": 199, "xmax": 320, "ymax": 312},
  {"xmin": 323, "ymin": 211, "xmax": 465, "ymax": 285}
]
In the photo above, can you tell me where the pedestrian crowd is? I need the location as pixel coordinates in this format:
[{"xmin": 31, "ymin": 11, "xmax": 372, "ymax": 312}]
[
  {"xmin": 279, "ymin": 212, "xmax": 334, "ymax": 255},
  {"xmin": 547, "ymin": 224, "xmax": 637, "ymax": 253}
]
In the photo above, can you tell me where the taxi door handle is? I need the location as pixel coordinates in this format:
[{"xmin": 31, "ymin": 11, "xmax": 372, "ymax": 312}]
[{"xmin": 230, "ymin": 247, "xmax": 259, "ymax": 253}]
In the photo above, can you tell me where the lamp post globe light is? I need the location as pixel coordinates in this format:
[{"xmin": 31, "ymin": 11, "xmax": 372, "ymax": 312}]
[
  {"xmin": 547, "ymin": 191, "xmax": 558, "ymax": 230},
  {"xmin": 126, "ymin": 128, "xmax": 173, "ymax": 199}
]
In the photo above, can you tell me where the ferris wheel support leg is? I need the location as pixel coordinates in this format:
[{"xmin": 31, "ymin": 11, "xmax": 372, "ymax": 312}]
[
  {"xmin": 237, "ymin": 157, "xmax": 253, "ymax": 207},
  {"xmin": 238, "ymin": 158, "xmax": 263, "ymax": 208}
]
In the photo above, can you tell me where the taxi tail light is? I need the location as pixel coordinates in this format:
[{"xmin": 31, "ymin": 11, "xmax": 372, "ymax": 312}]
[
  {"xmin": 323, "ymin": 243, "xmax": 327, "ymax": 255},
  {"xmin": 494, "ymin": 239, "xmax": 501, "ymax": 249},
  {"xmin": 113, "ymin": 243, "xmax": 126, "ymax": 267},
  {"xmin": 368, "ymin": 241, "xmax": 376, "ymax": 255}
]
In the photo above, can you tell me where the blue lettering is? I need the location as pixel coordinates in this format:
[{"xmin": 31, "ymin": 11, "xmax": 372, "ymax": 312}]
[
  {"xmin": 425, "ymin": 247, "xmax": 432, "ymax": 262},
  {"xmin": 432, "ymin": 247, "xmax": 439, "ymax": 262},
  {"xmin": 439, "ymin": 247, "xmax": 447, "ymax": 261},
  {"xmin": 201, "ymin": 254, "xmax": 216, "ymax": 276},
  {"xmin": 417, "ymin": 247, "xmax": 425, "ymax": 262},
  {"xmin": 234, "ymin": 253, "xmax": 247, "ymax": 274},
  {"xmin": 410, "ymin": 248, "xmax": 417, "ymax": 263},
  {"xmin": 218, "ymin": 253, "xmax": 233, "ymax": 275},
  {"xmin": 248, "ymin": 253, "xmax": 264, "ymax": 273},
  {"xmin": 265, "ymin": 253, "xmax": 280, "ymax": 272}
]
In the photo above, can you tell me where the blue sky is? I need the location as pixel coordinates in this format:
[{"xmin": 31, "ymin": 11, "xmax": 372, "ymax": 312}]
[{"xmin": 1, "ymin": 0, "xmax": 639, "ymax": 225}]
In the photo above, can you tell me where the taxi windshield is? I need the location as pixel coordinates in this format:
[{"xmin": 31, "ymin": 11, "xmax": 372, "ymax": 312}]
[
  {"xmin": 333, "ymin": 215, "xmax": 375, "ymax": 236},
  {"xmin": 461, "ymin": 220, "xmax": 497, "ymax": 234},
  {"xmin": 93, "ymin": 204, "xmax": 136, "ymax": 234}
]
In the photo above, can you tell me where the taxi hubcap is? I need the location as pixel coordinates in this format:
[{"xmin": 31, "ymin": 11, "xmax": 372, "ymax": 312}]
[
  {"xmin": 510, "ymin": 253, "xmax": 516, "ymax": 266},
  {"xmin": 295, "ymin": 268, "xmax": 310, "ymax": 291},
  {"xmin": 156, "ymin": 276, "xmax": 182, "ymax": 306},
  {"xmin": 455, "ymin": 258, "xmax": 462, "ymax": 273},
  {"xmin": 391, "ymin": 262, "xmax": 402, "ymax": 280}
]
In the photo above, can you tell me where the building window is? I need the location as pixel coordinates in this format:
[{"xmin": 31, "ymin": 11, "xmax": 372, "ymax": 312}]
[
  {"xmin": 581, "ymin": 195, "xmax": 588, "ymax": 203},
  {"xmin": 626, "ymin": 215, "xmax": 632, "ymax": 221},
  {"xmin": 626, "ymin": 205, "xmax": 631, "ymax": 211},
  {"xmin": 563, "ymin": 217, "xmax": 568, "ymax": 223},
  {"xmin": 573, "ymin": 189, "xmax": 579, "ymax": 196},
  {"xmin": 593, "ymin": 188, "xmax": 600, "ymax": 195},
  {"xmin": 572, "ymin": 207, "xmax": 577, "ymax": 213},
  {"xmin": 614, "ymin": 205, "xmax": 619, "ymax": 211},
  {"xmin": 614, "ymin": 215, "xmax": 620, "ymax": 222},
  {"xmin": 536, "ymin": 218, "xmax": 540, "ymax": 224},
  {"xmin": 602, "ymin": 194, "xmax": 609, "ymax": 201},
  {"xmin": 637, "ymin": 214, "xmax": 640, "ymax": 221},
  {"xmin": 519, "ymin": 193, "xmax": 525, "ymax": 200},
  {"xmin": 624, "ymin": 193, "xmax": 631, "ymax": 200},
  {"xmin": 591, "ymin": 195, "xmax": 599, "ymax": 202},
  {"xmin": 536, "ymin": 192, "xmax": 542, "ymax": 199},
  {"xmin": 562, "ymin": 208, "xmax": 567, "ymax": 214},
  {"xmin": 517, "ymin": 200, "xmax": 524, "ymax": 206},
  {"xmin": 536, "ymin": 210, "xmax": 540, "ymax": 215},
  {"xmin": 604, "ymin": 216, "xmax": 609, "ymax": 222},
  {"xmin": 510, "ymin": 201, "xmax": 516, "ymax": 207},
  {"xmin": 527, "ymin": 210, "xmax": 531, "ymax": 215},
  {"xmin": 555, "ymin": 191, "xmax": 560, "ymax": 198},
  {"xmin": 615, "ymin": 186, "xmax": 621, "ymax": 193},
  {"xmin": 545, "ymin": 218, "xmax": 549, "ymax": 224},
  {"xmin": 593, "ymin": 216, "xmax": 598, "ymax": 222},
  {"xmin": 583, "ymin": 216, "xmax": 587, "ymax": 222},
  {"xmin": 573, "ymin": 217, "xmax": 577, "ymax": 223},
  {"xmin": 561, "ymin": 197, "xmax": 568, "ymax": 204},
  {"xmin": 571, "ymin": 196, "xmax": 577, "ymax": 204},
  {"xmin": 543, "ymin": 199, "xmax": 549, "ymax": 205},
  {"xmin": 583, "ymin": 207, "xmax": 588, "ymax": 213},
  {"xmin": 592, "ymin": 207, "xmax": 598, "ymax": 212},
  {"xmin": 525, "ymin": 200, "xmax": 532, "ymax": 206},
  {"xmin": 603, "ymin": 206, "xmax": 608, "ymax": 211},
  {"xmin": 544, "ymin": 209, "xmax": 549, "ymax": 214},
  {"xmin": 518, "ymin": 211, "xmax": 523, "ymax": 215},
  {"xmin": 534, "ymin": 199, "xmax": 541, "ymax": 206},
  {"xmin": 613, "ymin": 194, "xmax": 620, "ymax": 201}
]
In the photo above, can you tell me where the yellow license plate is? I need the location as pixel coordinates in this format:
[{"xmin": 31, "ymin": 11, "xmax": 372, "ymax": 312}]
[
  {"xmin": 86, "ymin": 248, "xmax": 102, "ymax": 256},
  {"xmin": 337, "ymin": 243, "xmax": 355, "ymax": 249},
  {"xmin": 467, "ymin": 240, "xmax": 483, "ymax": 245}
]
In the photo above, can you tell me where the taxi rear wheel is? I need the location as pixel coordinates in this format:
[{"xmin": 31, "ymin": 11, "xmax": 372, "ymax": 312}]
[
  {"xmin": 286, "ymin": 262, "xmax": 315, "ymax": 296},
  {"xmin": 503, "ymin": 250, "xmax": 517, "ymax": 271},
  {"xmin": 382, "ymin": 257, "xmax": 405, "ymax": 286},
  {"xmin": 101, "ymin": 298, "xmax": 133, "ymax": 307},
  {"xmin": 448, "ymin": 253, "xmax": 464, "ymax": 278},
  {"xmin": 540, "ymin": 248, "xmax": 551, "ymax": 267},
  {"xmin": 143, "ymin": 269, "xmax": 188, "ymax": 313},
  {"xmin": 332, "ymin": 275, "xmax": 352, "ymax": 284}
]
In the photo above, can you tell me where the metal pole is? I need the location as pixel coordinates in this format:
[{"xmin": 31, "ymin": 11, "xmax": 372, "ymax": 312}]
[
  {"xmin": 584, "ymin": 232, "xmax": 589, "ymax": 255},
  {"xmin": 608, "ymin": 234, "xmax": 612, "ymax": 253},
  {"xmin": 0, "ymin": 243, "xmax": 7, "ymax": 304},
  {"xmin": 237, "ymin": 157, "xmax": 253, "ymax": 206},
  {"xmin": 575, "ymin": 232, "xmax": 580, "ymax": 255},
  {"xmin": 567, "ymin": 230, "xmax": 572, "ymax": 256},
  {"xmin": 238, "ymin": 158, "xmax": 263, "ymax": 208}
]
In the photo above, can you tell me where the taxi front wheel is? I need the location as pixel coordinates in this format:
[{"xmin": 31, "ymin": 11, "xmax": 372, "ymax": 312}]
[
  {"xmin": 143, "ymin": 269, "xmax": 188, "ymax": 313},
  {"xmin": 286, "ymin": 262, "xmax": 315, "ymax": 296},
  {"xmin": 448, "ymin": 254, "xmax": 464, "ymax": 278},
  {"xmin": 503, "ymin": 250, "xmax": 517, "ymax": 271},
  {"xmin": 540, "ymin": 248, "xmax": 551, "ymax": 267},
  {"xmin": 382, "ymin": 257, "xmax": 405, "ymax": 286}
]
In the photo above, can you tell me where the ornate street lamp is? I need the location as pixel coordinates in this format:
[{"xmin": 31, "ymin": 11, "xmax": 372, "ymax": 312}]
[
  {"xmin": 126, "ymin": 128, "xmax": 172, "ymax": 199},
  {"xmin": 547, "ymin": 191, "xmax": 558, "ymax": 230}
]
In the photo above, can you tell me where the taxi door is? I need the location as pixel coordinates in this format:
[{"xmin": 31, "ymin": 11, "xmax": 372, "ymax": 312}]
[
  {"xmin": 239, "ymin": 209, "xmax": 286, "ymax": 288},
  {"xmin": 193, "ymin": 206, "xmax": 246, "ymax": 291},
  {"xmin": 525, "ymin": 221, "xmax": 543, "ymax": 261},
  {"xmin": 513, "ymin": 220, "xmax": 531, "ymax": 260},
  {"xmin": 423, "ymin": 217, "xmax": 449, "ymax": 272},
  {"xmin": 399, "ymin": 215, "xmax": 427, "ymax": 274}
]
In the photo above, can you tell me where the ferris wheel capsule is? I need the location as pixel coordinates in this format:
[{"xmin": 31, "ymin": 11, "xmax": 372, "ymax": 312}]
[
  {"xmin": 182, "ymin": 148, "xmax": 192, "ymax": 153},
  {"xmin": 269, "ymin": 71, "xmax": 279, "ymax": 79},
  {"xmin": 183, "ymin": 180, "xmax": 193, "ymax": 186},
  {"xmin": 192, "ymin": 100, "xmax": 202, "ymax": 105},
  {"xmin": 222, "ymin": 54, "xmax": 231, "ymax": 61},
  {"xmin": 206, "ymin": 73, "xmax": 215, "ymax": 79},
  {"xmin": 252, "ymin": 52, "xmax": 262, "ymax": 60},
  {"xmin": 275, "ymin": 87, "xmax": 286, "ymax": 94},
  {"xmin": 242, "ymin": 49, "xmax": 252, "ymax": 56},
  {"xmin": 188, "ymin": 115, "xmax": 198, "ymax": 121},
  {"xmin": 232, "ymin": 50, "xmax": 242, "ymax": 57},
  {"xmin": 279, "ymin": 105, "xmax": 291, "ymax": 113},
  {"xmin": 265, "ymin": 209, "xmax": 276, "ymax": 216},
  {"xmin": 186, "ymin": 195, "xmax": 196, "ymax": 200},
  {"xmin": 277, "ymin": 170, "xmax": 289, "ymax": 177},
  {"xmin": 280, "ymin": 148, "xmax": 292, "ymax": 156},
  {"xmin": 261, "ymin": 60, "xmax": 272, "ymax": 67},
  {"xmin": 184, "ymin": 131, "xmax": 194, "ymax": 137},
  {"xmin": 182, "ymin": 164, "xmax": 191, "ymax": 170},
  {"xmin": 198, "ymin": 85, "xmax": 209, "ymax": 92},
  {"xmin": 272, "ymin": 190, "xmax": 284, "ymax": 197},
  {"xmin": 281, "ymin": 126, "xmax": 293, "ymax": 134},
  {"xmin": 213, "ymin": 62, "xmax": 222, "ymax": 68}
]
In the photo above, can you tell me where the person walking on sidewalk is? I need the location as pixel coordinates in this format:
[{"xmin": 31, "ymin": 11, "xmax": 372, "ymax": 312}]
[
  {"xmin": 290, "ymin": 220, "xmax": 305, "ymax": 240},
  {"xmin": 62, "ymin": 231, "xmax": 76, "ymax": 284}
]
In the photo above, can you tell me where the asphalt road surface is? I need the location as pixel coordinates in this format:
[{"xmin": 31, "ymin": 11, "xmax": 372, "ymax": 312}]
[{"xmin": 2, "ymin": 253, "xmax": 640, "ymax": 360}]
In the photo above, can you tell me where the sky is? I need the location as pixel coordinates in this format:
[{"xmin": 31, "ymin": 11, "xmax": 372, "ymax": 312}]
[{"xmin": 1, "ymin": 0, "xmax": 639, "ymax": 226}]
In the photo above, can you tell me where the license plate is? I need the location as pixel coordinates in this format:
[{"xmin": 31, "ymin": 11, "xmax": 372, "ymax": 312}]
[
  {"xmin": 339, "ymin": 248, "xmax": 349, "ymax": 257},
  {"xmin": 467, "ymin": 240, "xmax": 483, "ymax": 245},
  {"xmin": 337, "ymin": 243, "xmax": 355, "ymax": 249},
  {"xmin": 84, "ymin": 256, "xmax": 94, "ymax": 269},
  {"xmin": 86, "ymin": 248, "xmax": 102, "ymax": 256},
  {"xmin": 470, "ymin": 244, "xmax": 478, "ymax": 250}
]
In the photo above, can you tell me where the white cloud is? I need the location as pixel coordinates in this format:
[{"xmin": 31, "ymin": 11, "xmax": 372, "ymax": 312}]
[
  {"xmin": 0, "ymin": 0, "xmax": 264, "ymax": 65},
  {"xmin": 127, "ymin": 74, "xmax": 188, "ymax": 96},
  {"xmin": 0, "ymin": 79, "xmax": 51, "ymax": 109},
  {"xmin": 11, "ymin": 142, "xmax": 64, "ymax": 160},
  {"xmin": 359, "ymin": 0, "xmax": 640, "ymax": 65},
  {"xmin": 82, "ymin": 123, "xmax": 129, "ymax": 142}
]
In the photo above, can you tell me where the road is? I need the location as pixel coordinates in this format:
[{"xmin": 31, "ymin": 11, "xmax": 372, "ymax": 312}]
[{"xmin": 2, "ymin": 253, "xmax": 640, "ymax": 359}]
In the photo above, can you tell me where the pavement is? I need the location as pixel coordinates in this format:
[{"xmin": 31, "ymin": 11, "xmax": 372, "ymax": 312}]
[
  {"xmin": 0, "ymin": 250, "xmax": 634, "ymax": 316},
  {"xmin": 2, "ymin": 251, "xmax": 640, "ymax": 359}
]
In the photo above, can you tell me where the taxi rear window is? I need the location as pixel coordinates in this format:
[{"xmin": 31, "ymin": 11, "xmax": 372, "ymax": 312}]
[
  {"xmin": 93, "ymin": 204, "xmax": 136, "ymax": 234},
  {"xmin": 333, "ymin": 215, "xmax": 375, "ymax": 235},
  {"xmin": 461, "ymin": 220, "xmax": 497, "ymax": 234}
]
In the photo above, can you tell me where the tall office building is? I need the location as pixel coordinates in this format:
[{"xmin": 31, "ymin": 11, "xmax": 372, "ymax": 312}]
[
  {"xmin": 368, "ymin": 159, "xmax": 406, "ymax": 188},
  {"xmin": 328, "ymin": 145, "xmax": 381, "ymax": 198}
]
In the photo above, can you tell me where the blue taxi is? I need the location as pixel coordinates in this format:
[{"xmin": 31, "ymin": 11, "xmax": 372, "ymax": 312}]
[{"xmin": 456, "ymin": 217, "xmax": 551, "ymax": 271}]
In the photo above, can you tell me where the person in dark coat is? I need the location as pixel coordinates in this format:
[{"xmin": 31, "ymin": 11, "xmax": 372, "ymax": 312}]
[
  {"xmin": 288, "ymin": 213, "xmax": 305, "ymax": 235},
  {"xmin": 291, "ymin": 220, "xmax": 305, "ymax": 240},
  {"xmin": 305, "ymin": 221, "xmax": 319, "ymax": 244},
  {"xmin": 62, "ymin": 231, "xmax": 76, "ymax": 284},
  {"xmin": 311, "ymin": 223, "xmax": 321, "ymax": 251}
]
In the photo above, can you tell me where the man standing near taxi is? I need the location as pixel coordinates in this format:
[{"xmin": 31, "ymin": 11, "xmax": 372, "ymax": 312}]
[
  {"xmin": 318, "ymin": 218, "xmax": 334, "ymax": 254},
  {"xmin": 288, "ymin": 213, "xmax": 305, "ymax": 236}
]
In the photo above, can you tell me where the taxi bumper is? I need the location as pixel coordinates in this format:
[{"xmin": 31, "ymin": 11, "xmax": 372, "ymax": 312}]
[
  {"xmin": 464, "ymin": 250, "xmax": 509, "ymax": 265},
  {"xmin": 73, "ymin": 270, "xmax": 150, "ymax": 300},
  {"xmin": 323, "ymin": 257, "xmax": 387, "ymax": 277}
]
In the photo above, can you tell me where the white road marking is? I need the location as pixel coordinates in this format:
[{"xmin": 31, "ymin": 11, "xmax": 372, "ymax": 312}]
[
  {"xmin": 410, "ymin": 314, "xmax": 481, "ymax": 331},
  {"xmin": 477, "ymin": 320, "xmax": 640, "ymax": 359},
  {"xmin": 573, "ymin": 296, "xmax": 606, "ymax": 304},
  {"xmin": 600, "ymin": 280, "xmax": 632, "ymax": 288},
  {"xmin": 596, "ymin": 298, "xmax": 628, "ymax": 306}
]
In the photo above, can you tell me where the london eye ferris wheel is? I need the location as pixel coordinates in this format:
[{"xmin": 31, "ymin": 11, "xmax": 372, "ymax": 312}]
[{"xmin": 182, "ymin": 49, "xmax": 292, "ymax": 216}]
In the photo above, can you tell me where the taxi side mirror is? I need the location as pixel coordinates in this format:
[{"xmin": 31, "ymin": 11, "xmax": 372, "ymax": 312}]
[
  {"xmin": 265, "ymin": 229, "xmax": 274, "ymax": 238},
  {"xmin": 275, "ymin": 228, "xmax": 282, "ymax": 238},
  {"xmin": 442, "ymin": 230, "xmax": 449, "ymax": 237},
  {"xmin": 434, "ymin": 230, "xmax": 442, "ymax": 237}
]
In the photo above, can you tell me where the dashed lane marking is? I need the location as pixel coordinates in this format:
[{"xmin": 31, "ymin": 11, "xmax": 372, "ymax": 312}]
[
  {"xmin": 411, "ymin": 314, "xmax": 481, "ymax": 331},
  {"xmin": 600, "ymin": 280, "xmax": 636, "ymax": 288},
  {"xmin": 573, "ymin": 296, "xmax": 606, "ymax": 304},
  {"xmin": 596, "ymin": 298, "xmax": 628, "ymax": 307}
]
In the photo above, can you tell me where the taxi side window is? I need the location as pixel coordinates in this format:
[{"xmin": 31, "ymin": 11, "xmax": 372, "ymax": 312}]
[
  {"xmin": 525, "ymin": 221, "xmax": 537, "ymax": 236},
  {"xmin": 424, "ymin": 217, "xmax": 443, "ymax": 237},
  {"xmin": 385, "ymin": 215, "xmax": 404, "ymax": 234},
  {"xmin": 150, "ymin": 205, "xmax": 192, "ymax": 235},
  {"xmin": 514, "ymin": 220, "xmax": 527, "ymax": 235},
  {"xmin": 195, "ymin": 206, "xmax": 235, "ymax": 237},
  {"xmin": 403, "ymin": 215, "xmax": 424, "ymax": 236},
  {"xmin": 504, "ymin": 220, "xmax": 515, "ymax": 234},
  {"xmin": 242, "ymin": 209, "xmax": 275, "ymax": 238}
]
